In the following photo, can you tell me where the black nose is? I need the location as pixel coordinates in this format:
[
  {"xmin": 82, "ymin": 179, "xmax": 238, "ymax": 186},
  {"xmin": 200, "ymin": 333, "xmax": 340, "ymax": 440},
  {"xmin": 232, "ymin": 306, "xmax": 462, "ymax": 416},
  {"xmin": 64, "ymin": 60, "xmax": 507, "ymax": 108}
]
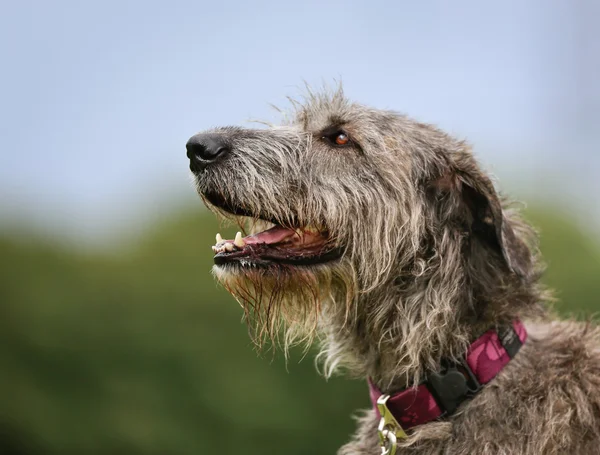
[{"xmin": 186, "ymin": 133, "xmax": 230, "ymax": 169}]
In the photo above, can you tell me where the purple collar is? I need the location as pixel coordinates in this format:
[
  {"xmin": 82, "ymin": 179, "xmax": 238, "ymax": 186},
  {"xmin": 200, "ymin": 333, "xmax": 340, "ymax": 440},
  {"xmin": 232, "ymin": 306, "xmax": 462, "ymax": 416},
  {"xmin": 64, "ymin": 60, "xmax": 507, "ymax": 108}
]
[{"xmin": 369, "ymin": 320, "xmax": 527, "ymax": 451}]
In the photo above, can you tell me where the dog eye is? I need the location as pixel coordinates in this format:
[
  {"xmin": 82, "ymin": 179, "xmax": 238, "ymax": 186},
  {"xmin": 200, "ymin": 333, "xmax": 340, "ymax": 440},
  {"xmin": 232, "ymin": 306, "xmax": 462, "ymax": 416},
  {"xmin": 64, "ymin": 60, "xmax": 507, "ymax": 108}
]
[
  {"xmin": 335, "ymin": 133, "xmax": 349, "ymax": 146},
  {"xmin": 322, "ymin": 130, "xmax": 352, "ymax": 147}
]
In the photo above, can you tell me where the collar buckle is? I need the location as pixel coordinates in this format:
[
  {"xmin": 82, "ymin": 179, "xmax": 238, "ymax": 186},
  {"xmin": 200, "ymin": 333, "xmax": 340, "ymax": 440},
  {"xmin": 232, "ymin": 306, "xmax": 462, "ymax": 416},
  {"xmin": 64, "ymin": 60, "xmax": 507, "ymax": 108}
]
[
  {"xmin": 376, "ymin": 394, "xmax": 407, "ymax": 455},
  {"xmin": 426, "ymin": 359, "xmax": 481, "ymax": 416}
]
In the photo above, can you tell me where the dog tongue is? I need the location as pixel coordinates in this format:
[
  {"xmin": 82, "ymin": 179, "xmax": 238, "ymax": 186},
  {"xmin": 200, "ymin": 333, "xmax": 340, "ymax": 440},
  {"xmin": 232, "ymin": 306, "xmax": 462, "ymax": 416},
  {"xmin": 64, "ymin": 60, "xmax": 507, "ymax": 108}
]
[{"xmin": 243, "ymin": 225, "xmax": 297, "ymax": 245}]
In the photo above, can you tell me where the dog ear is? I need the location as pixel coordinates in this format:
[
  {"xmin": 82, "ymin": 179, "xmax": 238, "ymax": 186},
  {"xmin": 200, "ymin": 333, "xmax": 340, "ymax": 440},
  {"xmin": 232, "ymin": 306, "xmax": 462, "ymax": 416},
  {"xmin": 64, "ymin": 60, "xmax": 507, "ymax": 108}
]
[{"xmin": 431, "ymin": 156, "xmax": 532, "ymax": 280}]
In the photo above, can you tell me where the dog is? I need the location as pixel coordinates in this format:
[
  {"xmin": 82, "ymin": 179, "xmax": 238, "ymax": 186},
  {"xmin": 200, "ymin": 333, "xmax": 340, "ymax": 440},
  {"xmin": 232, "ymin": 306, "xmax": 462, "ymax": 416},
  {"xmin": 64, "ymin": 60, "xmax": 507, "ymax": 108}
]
[{"xmin": 187, "ymin": 88, "xmax": 600, "ymax": 454}]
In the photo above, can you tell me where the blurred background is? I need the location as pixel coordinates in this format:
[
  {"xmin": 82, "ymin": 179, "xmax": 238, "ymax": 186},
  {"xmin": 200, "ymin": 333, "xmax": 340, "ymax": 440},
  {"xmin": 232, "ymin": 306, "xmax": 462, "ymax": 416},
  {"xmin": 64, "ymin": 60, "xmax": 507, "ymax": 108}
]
[{"xmin": 1, "ymin": 0, "xmax": 599, "ymax": 454}]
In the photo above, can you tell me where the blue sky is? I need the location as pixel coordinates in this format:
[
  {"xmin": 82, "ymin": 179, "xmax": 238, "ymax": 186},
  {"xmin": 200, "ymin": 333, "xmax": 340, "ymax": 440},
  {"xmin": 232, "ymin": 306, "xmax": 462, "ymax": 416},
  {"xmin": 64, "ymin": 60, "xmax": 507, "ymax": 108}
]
[{"xmin": 1, "ymin": 0, "xmax": 598, "ymax": 245}]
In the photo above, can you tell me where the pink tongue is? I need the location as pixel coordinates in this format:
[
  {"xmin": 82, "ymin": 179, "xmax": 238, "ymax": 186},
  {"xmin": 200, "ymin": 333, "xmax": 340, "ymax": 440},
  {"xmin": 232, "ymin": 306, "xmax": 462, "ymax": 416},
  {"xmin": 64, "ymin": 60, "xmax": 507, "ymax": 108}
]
[{"xmin": 243, "ymin": 225, "xmax": 296, "ymax": 245}]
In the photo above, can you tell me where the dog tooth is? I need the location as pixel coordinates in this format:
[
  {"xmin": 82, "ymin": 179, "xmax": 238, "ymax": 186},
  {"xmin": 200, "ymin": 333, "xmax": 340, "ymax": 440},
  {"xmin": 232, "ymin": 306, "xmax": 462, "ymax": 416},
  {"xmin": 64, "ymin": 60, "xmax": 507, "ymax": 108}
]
[
  {"xmin": 216, "ymin": 233, "xmax": 223, "ymax": 243},
  {"xmin": 234, "ymin": 232, "xmax": 245, "ymax": 248},
  {"xmin": 224, "ymin": 243, "xmax": 234, "ymax": 252}
]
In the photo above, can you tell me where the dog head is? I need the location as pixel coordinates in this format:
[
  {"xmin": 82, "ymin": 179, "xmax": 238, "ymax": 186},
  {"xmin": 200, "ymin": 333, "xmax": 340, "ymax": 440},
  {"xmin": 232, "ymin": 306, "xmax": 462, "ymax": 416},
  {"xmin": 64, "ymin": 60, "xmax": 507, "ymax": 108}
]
[{"xmin": 187, "ymin": 88, "xmax": 540, "ymax": 350}]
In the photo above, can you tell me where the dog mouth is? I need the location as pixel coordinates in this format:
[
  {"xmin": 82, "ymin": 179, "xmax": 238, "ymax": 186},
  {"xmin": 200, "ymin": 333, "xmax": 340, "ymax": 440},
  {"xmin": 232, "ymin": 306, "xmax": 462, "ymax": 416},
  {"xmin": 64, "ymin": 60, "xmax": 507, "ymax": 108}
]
[
  {"xmin": 204, "ymin": 193, "xmax": 342, "ymax": 267},
  {"xmin": 212, "ymin": 225, "xmax": 343, "ymax": 267}
]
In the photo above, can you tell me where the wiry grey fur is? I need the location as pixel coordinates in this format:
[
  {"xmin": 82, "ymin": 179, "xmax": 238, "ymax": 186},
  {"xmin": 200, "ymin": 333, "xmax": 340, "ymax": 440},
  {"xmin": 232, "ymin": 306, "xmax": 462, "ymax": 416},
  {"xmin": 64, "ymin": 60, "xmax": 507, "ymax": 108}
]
[{"xmin": 189, "ymin": 87, "xmax": 600, "ymax": 454}]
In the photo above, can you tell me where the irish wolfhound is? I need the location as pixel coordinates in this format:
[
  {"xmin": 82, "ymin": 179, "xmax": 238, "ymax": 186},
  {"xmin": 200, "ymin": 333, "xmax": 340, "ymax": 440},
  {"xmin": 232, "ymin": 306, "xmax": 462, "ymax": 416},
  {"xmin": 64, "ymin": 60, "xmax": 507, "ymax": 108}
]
[{"xmin": 186, "ymin": 88, "xmax": 600, "ymax": 454}]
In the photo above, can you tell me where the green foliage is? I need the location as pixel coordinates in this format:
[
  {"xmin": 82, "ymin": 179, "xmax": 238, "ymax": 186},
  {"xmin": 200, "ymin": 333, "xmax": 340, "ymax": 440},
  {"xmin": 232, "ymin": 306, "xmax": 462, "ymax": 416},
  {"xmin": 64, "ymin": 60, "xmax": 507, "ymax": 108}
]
[
  {"xmin": 526, "ymin": 209, "xmax": 600, "ymax": 316},
  {"xmin": 0, "ymin": 207, "xmax": 598, "ymax": 454}
]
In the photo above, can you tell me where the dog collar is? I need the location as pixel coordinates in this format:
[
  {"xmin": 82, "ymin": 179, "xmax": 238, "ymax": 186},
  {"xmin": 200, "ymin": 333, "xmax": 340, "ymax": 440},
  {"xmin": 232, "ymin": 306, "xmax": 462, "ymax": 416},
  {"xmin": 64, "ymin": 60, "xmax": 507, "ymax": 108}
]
[{"xmin": 369, "ymin": 320, "xmax": 527, "ymax": 454}]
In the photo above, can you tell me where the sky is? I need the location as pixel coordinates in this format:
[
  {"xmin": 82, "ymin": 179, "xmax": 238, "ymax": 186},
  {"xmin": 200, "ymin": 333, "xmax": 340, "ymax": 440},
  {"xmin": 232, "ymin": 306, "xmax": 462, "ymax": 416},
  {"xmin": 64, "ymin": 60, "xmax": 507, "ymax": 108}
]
[{"xmin": 0, "ymin": 0, "xmax": 598, "ymax": 246}]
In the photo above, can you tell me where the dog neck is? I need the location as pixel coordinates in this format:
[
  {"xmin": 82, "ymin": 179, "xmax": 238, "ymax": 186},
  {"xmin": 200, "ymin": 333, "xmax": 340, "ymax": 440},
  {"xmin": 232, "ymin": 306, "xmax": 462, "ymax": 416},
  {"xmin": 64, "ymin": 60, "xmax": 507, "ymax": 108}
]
[
  {"xmin": 319, "ymin": 275, "xmax": 545, "ymax": 392},
  {"xmin": 367, "ymin": 319, "xmax": 527, "ymax": 451}
]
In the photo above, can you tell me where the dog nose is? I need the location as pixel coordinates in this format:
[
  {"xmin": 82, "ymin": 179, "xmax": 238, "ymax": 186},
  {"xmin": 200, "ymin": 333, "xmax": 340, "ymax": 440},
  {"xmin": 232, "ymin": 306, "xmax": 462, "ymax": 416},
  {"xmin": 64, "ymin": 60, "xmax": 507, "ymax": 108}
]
[{"xmin": 186, "ymin": 133, "xmax": 230, "ymax": 168}]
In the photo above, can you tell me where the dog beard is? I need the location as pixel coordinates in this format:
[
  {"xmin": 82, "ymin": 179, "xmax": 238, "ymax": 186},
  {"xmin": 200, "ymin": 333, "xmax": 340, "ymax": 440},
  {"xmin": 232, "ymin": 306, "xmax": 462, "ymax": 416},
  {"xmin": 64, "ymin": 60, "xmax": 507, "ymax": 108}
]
[{"xmin": 213, "ymin": 261, "xmax": 356, "ymax": 350}]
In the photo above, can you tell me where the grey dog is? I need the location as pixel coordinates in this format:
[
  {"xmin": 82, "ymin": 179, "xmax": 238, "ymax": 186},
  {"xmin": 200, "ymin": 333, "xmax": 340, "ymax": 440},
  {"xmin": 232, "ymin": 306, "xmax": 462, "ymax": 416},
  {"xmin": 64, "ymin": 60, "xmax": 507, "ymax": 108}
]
[{"xmin": 187, "ymin": 88, "xmax": 600, "ymax": 454}]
